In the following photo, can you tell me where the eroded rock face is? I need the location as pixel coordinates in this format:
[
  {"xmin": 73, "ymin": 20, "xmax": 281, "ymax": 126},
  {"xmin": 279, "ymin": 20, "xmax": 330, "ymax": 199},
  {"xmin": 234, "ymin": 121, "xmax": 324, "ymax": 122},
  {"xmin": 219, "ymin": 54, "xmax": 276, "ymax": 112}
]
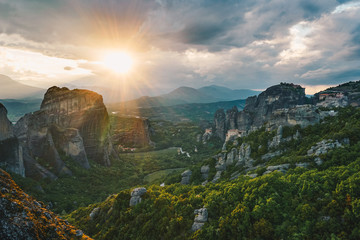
[
  {"xmin": 214, "ymin": 109, "xmax": 226, "ymax": 140},
  {"xmin": 111, "ymin": 116, "xmax": 154, "ymax": 149},
  {"xmin": 307, "ymin": 139, "xmax": 343, "ymax": 165},
  {"xmin": 129, "ymin": 187, "xmax": 147, "ymax": 206},
  {"xmin": 0, "ymin": 103, "xmax": 25, "ymax": 177},
  {"xmin": 236, "ymin": 143, "xmax": 253, "ymax": 168},
  {"xmin": 40, "ymin": 86, "xmax": 113, "ymax": 166},
  {"xmin": 200, "ymin": 165, "xmax": 210, "ymax": 180},
  {"xmin": 214, "ymin": 83, "xmax": 309, "ymax": 139},
  {"xmin": 14, "ymin": 87, "xmax": 115, "ymax": 179},
  {"xmin": 212, "ymin": 153, "xmax": 226, "ymax": 183},
  {"xmin": 181, "ymin": 170, "xmax": 192, "ymax": 185},
  {"xmin": 0, "ymin": 169, "xmax": 92, "ymax": 240},
  {"xmin": 191, "ymin": 207, "xmax": 208, "ymax": 232}
]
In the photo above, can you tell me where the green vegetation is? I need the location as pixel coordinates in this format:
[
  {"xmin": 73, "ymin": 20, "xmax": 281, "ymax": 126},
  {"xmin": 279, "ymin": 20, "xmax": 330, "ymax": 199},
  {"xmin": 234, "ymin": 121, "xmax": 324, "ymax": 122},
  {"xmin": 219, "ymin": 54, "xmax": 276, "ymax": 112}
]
[
  {"xmin": 12, "ymin": 149, "xmax": 183, "ymax": 213},
  {"xmin": 12, "ymin": 145, "xmax": 218, "ymax": 214},
  {"xmin": 67, "ymin": 160, "xmax": 360, "ymax": 240},
  {"xmin": 0, "ymin": 98, "xmax": 41, "ymax": 122},
  {"xmin": 107, "ymin": 99, "xmax": 246, "ymax": 122},
  {"xmin": 150, "ymin": 120, "xmax": 221, "ymax": 152},
  {"xmin": 65, "ymin": 106, "xmax": 360, "ymax": 239}
]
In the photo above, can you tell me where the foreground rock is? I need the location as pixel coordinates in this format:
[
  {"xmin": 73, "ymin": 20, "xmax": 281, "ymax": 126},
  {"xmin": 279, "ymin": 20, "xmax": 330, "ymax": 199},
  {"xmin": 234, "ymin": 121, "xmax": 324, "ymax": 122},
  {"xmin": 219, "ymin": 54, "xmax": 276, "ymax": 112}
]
[
  {"xmin": 0, "ymin": 168, "xmax": 92, "ymax": 239},
  {"xmin": 0, "ymin": 103, "xmax": 25, "ymax": 177}
]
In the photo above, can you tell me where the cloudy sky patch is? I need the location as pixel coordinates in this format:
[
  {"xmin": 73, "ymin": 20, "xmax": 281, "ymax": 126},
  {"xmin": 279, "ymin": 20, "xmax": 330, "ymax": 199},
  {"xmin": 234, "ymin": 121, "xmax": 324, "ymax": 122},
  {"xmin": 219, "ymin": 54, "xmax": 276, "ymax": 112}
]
[{"xmin": 0, "ymin": 0, "xmax": 359, "ymax": 98}]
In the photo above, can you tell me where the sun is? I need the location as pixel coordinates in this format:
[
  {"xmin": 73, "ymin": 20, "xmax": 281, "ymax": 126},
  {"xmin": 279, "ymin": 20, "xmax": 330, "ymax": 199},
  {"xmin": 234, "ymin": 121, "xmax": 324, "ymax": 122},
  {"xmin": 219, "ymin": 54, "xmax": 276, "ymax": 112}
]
[{"xmin": 102, "ymin": 51, "xmax": 134, "ymax": 74}]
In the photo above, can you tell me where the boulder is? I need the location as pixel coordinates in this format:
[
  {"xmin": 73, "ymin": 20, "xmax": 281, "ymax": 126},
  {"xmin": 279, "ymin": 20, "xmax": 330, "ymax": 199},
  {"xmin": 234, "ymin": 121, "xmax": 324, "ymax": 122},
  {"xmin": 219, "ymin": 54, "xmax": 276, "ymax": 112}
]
[
  {"xmin": 181, "ymin": 170, "xmax": 192, "ymax": 185},
  {"xmin": 200, "ymin": 165, "xmax": 210, "ymax": 180},
  {"xmin": 191, "ymin": 207, "xmax": 208, "ymax": 232},
  {"xmin": 129, "ymin": 187, "xmax": 147, "ymax": 206},
  {"xmin": 89, "ymin": 207, "xmax": 100, "ymax": 220}
]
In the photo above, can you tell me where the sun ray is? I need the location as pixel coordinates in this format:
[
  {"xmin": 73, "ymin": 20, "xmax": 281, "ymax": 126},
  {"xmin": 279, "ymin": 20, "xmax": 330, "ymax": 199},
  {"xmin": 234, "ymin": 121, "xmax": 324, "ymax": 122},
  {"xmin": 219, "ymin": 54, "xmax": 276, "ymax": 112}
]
[{"xmin": 102, "ymin": 51, "xmax": 134, "ymax": 74}]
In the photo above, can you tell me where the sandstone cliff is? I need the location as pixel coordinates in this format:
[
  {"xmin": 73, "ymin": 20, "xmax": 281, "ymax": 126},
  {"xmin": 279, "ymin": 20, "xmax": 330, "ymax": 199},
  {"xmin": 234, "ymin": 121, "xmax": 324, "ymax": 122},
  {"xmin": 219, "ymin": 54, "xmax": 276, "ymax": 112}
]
[
  {"xmin": 214, "ymin": 83, "xmax": 310, "ymax": 140},
  {"xmin": 0, "ymin": 103, "xmax": 25, "ymax": 177},
  {"xmin": 0, "ymin": 168, "xmax": 92, "ymax": 239},
  {"xmin": 14, "ymin": 87, "xmax": 116, "ymax": 179},
  {"xmin": 111, "ymin": 116, "xmax": 154, "ymax": 150}
]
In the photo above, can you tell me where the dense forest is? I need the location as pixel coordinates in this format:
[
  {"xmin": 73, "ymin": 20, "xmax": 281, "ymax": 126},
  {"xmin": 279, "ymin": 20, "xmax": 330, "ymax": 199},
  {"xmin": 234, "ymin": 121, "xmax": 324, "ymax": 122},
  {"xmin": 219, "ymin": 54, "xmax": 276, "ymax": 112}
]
[{"xmin": 66, "ymin": 107, "xmax": 360, "ymax": 239}]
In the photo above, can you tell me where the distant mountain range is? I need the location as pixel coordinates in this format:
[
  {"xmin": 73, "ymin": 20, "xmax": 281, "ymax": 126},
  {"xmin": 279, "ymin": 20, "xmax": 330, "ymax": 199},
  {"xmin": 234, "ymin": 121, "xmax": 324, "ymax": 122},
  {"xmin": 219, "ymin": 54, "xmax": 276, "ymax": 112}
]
[
  {"xmin": 108, "ymin": 99, "xmax": 247, "ymax": 123},
  {"xmin": 0, "ymin": 74, "xmax": 45, "ymax": 99},
  {"xmin": 114, "ymin": 85, "xmax": 259, "ymax": 109}
]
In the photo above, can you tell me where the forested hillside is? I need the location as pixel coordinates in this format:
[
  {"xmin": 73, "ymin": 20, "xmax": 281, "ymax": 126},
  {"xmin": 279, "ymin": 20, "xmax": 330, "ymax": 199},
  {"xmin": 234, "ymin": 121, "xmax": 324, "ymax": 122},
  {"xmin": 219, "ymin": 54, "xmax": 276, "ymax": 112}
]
[{"xmin": 67, "ymin": 106, "xmax": 360, "ymax": 240}]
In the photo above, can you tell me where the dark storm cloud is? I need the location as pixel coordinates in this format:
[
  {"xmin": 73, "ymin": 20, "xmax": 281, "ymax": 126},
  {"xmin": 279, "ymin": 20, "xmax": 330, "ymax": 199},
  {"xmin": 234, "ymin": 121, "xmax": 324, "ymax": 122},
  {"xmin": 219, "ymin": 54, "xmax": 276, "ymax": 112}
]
[{"xmin": 179, "ymin": 21, "xmax": 230, "ymax": 45}]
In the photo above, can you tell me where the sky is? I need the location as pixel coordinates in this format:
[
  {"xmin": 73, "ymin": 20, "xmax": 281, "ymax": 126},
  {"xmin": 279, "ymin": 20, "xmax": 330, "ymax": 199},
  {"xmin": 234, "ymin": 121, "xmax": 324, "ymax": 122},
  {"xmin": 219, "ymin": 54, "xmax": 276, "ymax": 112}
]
[{"xmin": 0, "ymin": 0, "xmax": 360, "ymax": 99}]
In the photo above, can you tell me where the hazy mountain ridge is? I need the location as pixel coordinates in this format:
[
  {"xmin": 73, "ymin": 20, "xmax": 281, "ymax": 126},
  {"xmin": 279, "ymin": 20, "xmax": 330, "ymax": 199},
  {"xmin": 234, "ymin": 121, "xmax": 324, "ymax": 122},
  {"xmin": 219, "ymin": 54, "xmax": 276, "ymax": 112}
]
[
  {"xmin": 116, "ymin": 85, "xmax": 259, "ymax": 109},
  {"xmin": 0, "ymin": 75, "xmax": 45, "ymax": 99}
]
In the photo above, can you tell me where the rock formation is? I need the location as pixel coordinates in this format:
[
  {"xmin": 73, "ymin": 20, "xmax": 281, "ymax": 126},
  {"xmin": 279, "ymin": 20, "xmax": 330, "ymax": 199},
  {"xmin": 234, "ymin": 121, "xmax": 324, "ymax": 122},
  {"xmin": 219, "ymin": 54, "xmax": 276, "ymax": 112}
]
[
  {"xmin": 129, "ymin": 187, "xmax": 147, "ymax": 206},
  {"xmin": 14, "ymin": 87, "xmax": 116, "ymax": 179},
  {"xmin": 214, "ymin": 83, "xmax": 309, "ymax": 140},
  {"xmin": 181, "ymin": 170, "xmax": 192, "ymax": 185},
  {"xmin": 236, "ymin": 143, "xmax": 254, "ymax": 168},
  {"xmin": 0, "ymin": 169, "xmax": 92, "ymax": 239},
  {"xmin": 0, "ymin": 103, "xmax": 25, "ymax": 177},
  {"xmin": 111, "ymin": 116, "xmax": 154, "ymax": 149},
  {"xmin": 212, "ymin": 153, "xmax": 226, "ymax": 183},
  {"xmin": 191, "ymin": 207, "xmax": 208, "ymax": 232},
  {"xmin": 39, "ymin": 86, "xmax": 113, "ymax": 166},
  {"xmin": 307, "ymin": 139, "xmax": 343, "ymax": 165},
  {"xmin": 200, "ymin": 165, "xmax": 210, "ymax": 180}
]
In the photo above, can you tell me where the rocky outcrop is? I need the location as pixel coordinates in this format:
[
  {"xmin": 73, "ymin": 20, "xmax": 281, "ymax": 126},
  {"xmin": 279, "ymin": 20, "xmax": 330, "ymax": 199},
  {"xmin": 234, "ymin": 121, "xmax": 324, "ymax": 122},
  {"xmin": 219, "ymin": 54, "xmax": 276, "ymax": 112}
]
[
  {"xmin": 129, "ymin": 187, "xmax": 147, "ymax": 206},
  {"xmin": 89, "ymin": 207, "xmax": 100, "ymax": 220},
  {"xmin": 0, "ymin": 169, "xmax": 92, "ymax": 239},
  {"xmin": 236, "ymin": 143, "xmax": 254, "ymax": 168},
  {"xmin": 191, "ymin": 207, "xmax": 208, "ymax": 232},
  {"xmin": 201, "ymin": 128, "xmax": 213, "ymax": 144},
  {"xmin": 267, "ymin": 105, "xmax": 321, "ymax": 130},
  {"xmin": 307, "ymin": 139, "xmax": 343, "ymax": 165},
  {"xmin": 181, "ymin": 170, "xmax": 192, "ymax": 185},
  {"xmin": 111, "ymin": 116, "xmax": 154, "ymax": 149},
  {"xmin": 263, "ymin": 164, "xmax": 290, "ymax": 175},
  {"xmin": 39, "ymin": 86, "xmax": 114, "ymax": 166},
  {"xmin": 0, "ymin": 103, "xmax": 25, "ymax": 177},
  {"xmin": 214, "ymin": 83, "xmax": 309, "ymax": 140},
  {"xmin": 200, "ymin": 165, "xmax": 210, "ymax": 180},
  {"xmin": 214, "ymin": 109, "xmax": 226, "ymax": 140},
  {"xmin": 225, "ymin": 148, "xmax": 237, "ymax": 166},
  {"xmin": 212, "ymin": 153, "xmax": 226, "ymax": 183},
  {"xmin": 14, "ymin": 87, "xmax": 116, "ymax": 179}
]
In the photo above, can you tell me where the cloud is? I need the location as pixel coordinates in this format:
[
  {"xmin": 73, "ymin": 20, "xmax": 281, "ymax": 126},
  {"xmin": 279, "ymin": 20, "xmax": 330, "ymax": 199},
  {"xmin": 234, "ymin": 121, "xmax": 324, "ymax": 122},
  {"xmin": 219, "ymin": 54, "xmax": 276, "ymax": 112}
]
[{"xmin": 0, "ymin": 0, "xmax": 360, "ymax": 93}]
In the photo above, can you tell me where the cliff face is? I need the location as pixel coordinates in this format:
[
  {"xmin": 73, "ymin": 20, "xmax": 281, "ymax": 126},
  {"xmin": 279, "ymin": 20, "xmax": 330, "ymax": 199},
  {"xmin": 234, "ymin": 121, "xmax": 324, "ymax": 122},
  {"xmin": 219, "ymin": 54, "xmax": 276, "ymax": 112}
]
[
  {"xmin": 40, "ymin": 87, "xmax": 112, "ymax": 166},
  {"xmin": 14, "ymin": 87, "xmax": 115, "ymax": 180},
  {"xmin": 214, "ymin": 83, "xmax": 310, "ymax": 140},
  {"xmin": 0, "ymin": 104, "xmax": 25, "ymax": 177},
  {"xmin": 0, "ymin": 168, "xmax": 92, "ymax": 240},
  {"xmin": 111, "ymin": 116, "xmax": 153, "ymax": 149}
]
